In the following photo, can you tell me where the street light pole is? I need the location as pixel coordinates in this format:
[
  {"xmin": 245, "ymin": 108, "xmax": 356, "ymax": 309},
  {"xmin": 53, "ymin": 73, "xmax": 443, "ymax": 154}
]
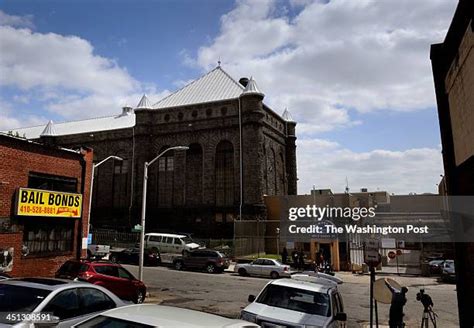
[
  {"xmin": 138, "ymin": 146, "xmax": 189, "ymax": 281},
  {"xmin": 86, "ymin": 156, "xmax": 123, "ymax": 242}
]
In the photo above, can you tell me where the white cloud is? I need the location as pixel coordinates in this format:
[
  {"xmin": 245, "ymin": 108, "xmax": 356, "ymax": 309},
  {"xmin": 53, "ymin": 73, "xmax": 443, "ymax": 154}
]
[
  {"xmin": 297, "ymin": 138, "xmax": 443, "ymax": 195},
  {"xmin": 194, "ymin": 0, "xmax": 457, "ymax": 132},
  {"xmin": 0, "ymin": 21, "xmax": 167, "ymax": 124},
  {"xmin": 0, "ymin": 10, "xmax": 34, "ymax": 28}
]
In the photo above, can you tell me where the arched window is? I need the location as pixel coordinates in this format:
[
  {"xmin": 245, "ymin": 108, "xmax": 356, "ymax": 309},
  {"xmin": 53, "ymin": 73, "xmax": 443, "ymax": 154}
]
[
  {"xmin": 215, "ymin": 141, "xmax": 234, "ymax": 206},
  {"xmin": 266, "ymin": 148, "xmax": 276, "ymax": 196},
  {"xmin": 186, "ymin": 143, "xmax": 203, "ymax": 205},
  {"xmin": 263, "ymin": 144, "xmax": 268, "ymax": 195},
  {"xmin": 156, "ymin": 146, "xmax": 174, "ymax": 206},
  {"xmin": 278, "ymin": 152, "xmax": 286, "ymax": 195},
  {"xmin": 112, "ymin": 152, "xmax": 129, "ymax": 208}
]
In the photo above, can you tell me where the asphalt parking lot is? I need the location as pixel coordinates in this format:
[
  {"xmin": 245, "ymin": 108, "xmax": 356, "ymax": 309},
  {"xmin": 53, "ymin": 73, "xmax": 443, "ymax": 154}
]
[{"xmin": 123, "ymin": 264, "xmax": 459, "ymax": 328}]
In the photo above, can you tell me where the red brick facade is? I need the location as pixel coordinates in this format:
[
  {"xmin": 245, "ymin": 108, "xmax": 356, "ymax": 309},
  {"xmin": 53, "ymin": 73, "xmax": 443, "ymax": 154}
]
[{"xmin": 0, "ymin": 134, "xmax": 93, "ymax": 277}]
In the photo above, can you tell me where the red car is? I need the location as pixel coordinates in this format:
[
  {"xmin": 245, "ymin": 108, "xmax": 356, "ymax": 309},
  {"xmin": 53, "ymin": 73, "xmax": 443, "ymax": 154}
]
[{"xmin": 56, "ymin": 260, "xmax": 146, "ymax": 303}]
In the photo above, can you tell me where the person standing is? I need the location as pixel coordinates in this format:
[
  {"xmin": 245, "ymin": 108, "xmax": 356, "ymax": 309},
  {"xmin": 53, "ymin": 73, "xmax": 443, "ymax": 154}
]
[
  {"xmin": 281, "ymin": 247, "xmax": 288, "ymax": 264},
  {"xmin": 298, "ymin": 249, "xmax": 305, "ymax": 270},
  {"xmin": 385, "ymin": 279, "xmax": 408, "ymax": 328},
  {"xmin": 291, "ymin": 250, "xmax": 298, "ymax": 269}
]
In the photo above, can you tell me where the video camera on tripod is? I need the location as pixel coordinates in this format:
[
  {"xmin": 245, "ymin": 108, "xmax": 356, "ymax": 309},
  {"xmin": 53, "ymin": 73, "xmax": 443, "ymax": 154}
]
[
  {"xmin": 416, "ymin": 289, "xmax": 434, "ymax": 310},
  {"xmin": 416, "ymin": 289, "xmax": 437, "ymax": 328}
]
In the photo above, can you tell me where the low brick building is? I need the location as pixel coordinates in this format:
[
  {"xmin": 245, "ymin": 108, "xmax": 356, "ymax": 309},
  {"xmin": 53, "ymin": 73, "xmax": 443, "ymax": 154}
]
[{"xmin": 0, "ymin": 133, "xmax": 93, "ymax": 277}]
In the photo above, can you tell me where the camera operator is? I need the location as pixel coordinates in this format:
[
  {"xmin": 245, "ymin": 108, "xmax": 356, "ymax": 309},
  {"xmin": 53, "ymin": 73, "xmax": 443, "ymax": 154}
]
[
  {"xmin": 416, "ymin": 289, "xmax": 434, "ymax": 311},
  {"xmin": 385, "ymin": 279, "xmax": 408, "ymax": 328}
]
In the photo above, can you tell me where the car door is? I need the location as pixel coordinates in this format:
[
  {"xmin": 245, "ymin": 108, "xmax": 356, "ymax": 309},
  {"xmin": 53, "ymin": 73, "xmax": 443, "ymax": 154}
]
[
  {"xmin": 41, "ymin": 288, "xmax": 82, "ymax": 328},
  {"xmin": 185, "ymin": 250, "xmax": 198, "ymax": 268},
  {"xmin": 247, "ymin": 259, "xmax": 263, "ymax": 276},
  {"xmin": 161, "ymin": 237, "xmax": 171, "ymax": 253},
  {"xmin": 173, "ymin": 237, "xmax": 184, "ymax": 253},
  {"xmin": 261, "ymin": 259, "xmax": 276, "ymax": 277},
  {"xmin": 116, "ymin": 266, "xmax": 137, "ymax": 300},
  {"xmin": 77, "ymin": 287, "xmax": 117, "ymax": 322},
  {"xmin": 92, "ymin": 265, "xmax": 121, "ymax": 297}
]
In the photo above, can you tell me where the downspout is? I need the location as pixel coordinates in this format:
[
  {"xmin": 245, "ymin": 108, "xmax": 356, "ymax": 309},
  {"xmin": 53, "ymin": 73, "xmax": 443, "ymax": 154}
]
[
  {"xmin": 128, "ymin": 126, "xmax": 135, "ymax": 228},
  {"xmin": 238, "ymin": 97, "xmax": 243, "ymax": 221}
]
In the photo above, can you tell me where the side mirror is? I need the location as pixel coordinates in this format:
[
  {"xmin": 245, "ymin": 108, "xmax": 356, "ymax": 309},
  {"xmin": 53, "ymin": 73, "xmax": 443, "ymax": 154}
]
[
  {"xmin": 335, "ymin": 312, "xmax": 347, "ymax": 321},
  {"xmin": 248, "ymin": 295, "xmax": 256, "ymax": 302}
]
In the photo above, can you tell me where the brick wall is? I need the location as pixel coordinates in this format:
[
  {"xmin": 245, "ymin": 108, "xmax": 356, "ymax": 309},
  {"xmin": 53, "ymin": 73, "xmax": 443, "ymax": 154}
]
[{"xmin": 0, "ymin": 134, "xmax": 92, "ymax": 277}]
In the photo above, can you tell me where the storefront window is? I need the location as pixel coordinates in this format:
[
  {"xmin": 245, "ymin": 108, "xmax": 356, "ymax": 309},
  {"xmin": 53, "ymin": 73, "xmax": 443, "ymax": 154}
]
[
  {"xmin": 28, "ymin": 172, "xmax": 77, "ymax": 193},
  {"xmin": 23, "ymin": 220, "xmax": 74, "ymax": 255}
]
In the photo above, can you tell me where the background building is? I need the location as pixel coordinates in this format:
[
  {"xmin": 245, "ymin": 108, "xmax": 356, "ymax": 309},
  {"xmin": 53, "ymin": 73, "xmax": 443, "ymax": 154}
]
[
  {"xmin": 0, "ymin": 133, "xmax": 93, "ymax": 277},
  {"xmin": 266, "ymin": 189, "xmax": 451, "ymax": 272},
  {"xmin": 431, "ymin": 0, "xmax": 473, "ymax": 326},
  {"xmin": 8, "ymin": 67, "xmax": 298, "ymax": 240}
]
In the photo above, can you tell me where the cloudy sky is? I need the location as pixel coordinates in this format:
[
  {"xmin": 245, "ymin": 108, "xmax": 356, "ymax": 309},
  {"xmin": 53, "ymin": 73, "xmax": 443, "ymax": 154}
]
[{"xmin": 0, "ymin": 0, "xmax": 458, "ymax": 195}]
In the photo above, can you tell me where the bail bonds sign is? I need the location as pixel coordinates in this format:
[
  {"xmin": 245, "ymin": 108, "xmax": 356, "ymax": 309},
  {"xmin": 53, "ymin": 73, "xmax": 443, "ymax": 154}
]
[{"xmin": 16, "ymin": 188, "xmax": 82, "ymax": 218}]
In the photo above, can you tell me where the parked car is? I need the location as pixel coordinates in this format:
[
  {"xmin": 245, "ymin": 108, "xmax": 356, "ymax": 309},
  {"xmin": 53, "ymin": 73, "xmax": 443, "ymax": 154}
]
[
  {"xmin": 145, "ymin": 233, "xmax": 200, "ymax": 254},
  {"xmin": 173, "ymin": 249, "xmax": 230, "ymax": 273},
  {"xmin": 109, "ymin": 247, "xmax": 161, "ymax": 266},
  {"xmin": 241, "ymin": 274, "xmax": 347, "ymax": 327},
  {"xmin": 428, "ymin": 259, "xmax": 445, "ymax": 274},
  {"xmin": 441, "ymin": 260, "xmax": 456, "ymax": 283},
  {"xmin": 87, "ymin": 244, "xmax": 110, "ymax": 259},
  {"xmin": 235, "ymin": 258, "xmax": 292, "ymax": 279},
  {"xmin": 0, "ymin": 277, "xmax": 125, "ymax": 328},
  {"xmin": 73, "ymin": 304, "xmax": 259, "ymax": 327},
  {"xmin": 55, "ymin": 260, "xmax": 146, "ymax": 303}
]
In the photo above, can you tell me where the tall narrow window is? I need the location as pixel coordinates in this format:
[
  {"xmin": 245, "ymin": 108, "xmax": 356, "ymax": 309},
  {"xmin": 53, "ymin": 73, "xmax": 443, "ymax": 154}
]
[
  {"xmin": 272, "ymin": 149, "xmax": 278, "ymax": 195},
  {"xmin": 215, "ymin": 141, "xmax": 234, "ymax": 206},
  {"xmin": 186, "ymin": 144, "xmax": 203, "ymax": 205},
  {"xmin": 112, "ymin": 154, "xmax": 129, "ymax": 208},
  {"xmin": 157, "ymin": 147, "xmax": 174, "ymax": 206}
]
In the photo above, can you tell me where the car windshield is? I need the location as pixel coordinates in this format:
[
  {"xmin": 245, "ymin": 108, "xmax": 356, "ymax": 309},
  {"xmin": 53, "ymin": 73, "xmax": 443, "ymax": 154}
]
[
  {"xmin": 257, "ymin": 284, "xmax": 330, "ymax": 317},
  {"xmin": 181, "ymin": 237, "xmax": 194, "ymax": 244},
  {"xmin": 76, "ymin": 315, "xmax": 154, "ymax": 328},
  {"xmin": 0, "ymin": 285, "xmax": 51, "ymax": 313}
]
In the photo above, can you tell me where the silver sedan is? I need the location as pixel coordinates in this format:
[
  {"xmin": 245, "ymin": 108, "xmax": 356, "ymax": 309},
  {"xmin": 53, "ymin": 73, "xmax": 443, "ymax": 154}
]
[
  {"xmin": 235, "ymin": 258, "xmax": 292, "ymax": 279},
  {"xmin": 0, "ymin": 277, "xmax": 125, "ymax": 328}
]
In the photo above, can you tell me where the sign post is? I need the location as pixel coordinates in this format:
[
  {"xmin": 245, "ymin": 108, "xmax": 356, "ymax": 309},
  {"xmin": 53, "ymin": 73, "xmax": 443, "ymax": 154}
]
[{"xmin": 365, "ymin": 239, "xmax": 381, "ymax": 328}]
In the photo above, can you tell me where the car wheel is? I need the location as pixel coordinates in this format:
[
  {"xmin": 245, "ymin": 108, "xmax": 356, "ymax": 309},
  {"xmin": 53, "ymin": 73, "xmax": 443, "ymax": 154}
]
[
  {"xmin": 205, "ymin": 264, "xmax": 216, "ymax": 274},
  {"xmin": 238, "ymin": 268, "xmax": 248, "ymax": 276},
  {"xmin": 135, "ymin": 290, "xmax": 145, "ymax": 304},
  {"xmin": 174, "ymin": 260, "xmax": 184, "ymax": 271},
  {"xmin": 270, "ymin": 271, "xmax": 280, "ymax": 279}
]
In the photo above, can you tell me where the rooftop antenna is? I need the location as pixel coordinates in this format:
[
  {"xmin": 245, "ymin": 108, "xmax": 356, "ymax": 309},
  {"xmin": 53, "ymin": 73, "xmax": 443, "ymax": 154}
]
[
  {"xmin": 345, "ymin": 177, "xmax": 350, "ymax": 194},
  {"xmin": 217, "ymin": 57, "xmax": 221, "ymax": 67}
]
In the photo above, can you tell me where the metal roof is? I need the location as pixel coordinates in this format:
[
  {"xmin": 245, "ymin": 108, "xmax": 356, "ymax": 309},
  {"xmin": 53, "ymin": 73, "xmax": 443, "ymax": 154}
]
[
  {"xmin": 6, "ymin": 113, "xmax": 136, "ymax": 139},
  {"xmin": 40, "ymin": 120, "xmax": 57, "ymax": 136},
  {"xmin": 241, "ymin": 76, "xmax": 264, "ymax": 97},
  {"xmin": 153, "ymin": 66, "xmax": 245, "ymax": 109},
  {"xmin": 135, "ymin": 94, "xmax": 153, "ymax": 110}
]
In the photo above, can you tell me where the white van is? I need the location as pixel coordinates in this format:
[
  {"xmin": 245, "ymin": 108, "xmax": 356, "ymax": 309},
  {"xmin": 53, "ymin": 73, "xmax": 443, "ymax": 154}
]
[{"xmin": 145, "ymin": 233, "xmax": 200, "ymax": 254}]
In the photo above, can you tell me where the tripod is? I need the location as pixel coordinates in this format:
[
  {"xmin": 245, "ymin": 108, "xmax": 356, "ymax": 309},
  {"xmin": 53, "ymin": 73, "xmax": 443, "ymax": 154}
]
[{"xmin": 420, "ymin": 306, "xmax": 437, "ymax": 328}]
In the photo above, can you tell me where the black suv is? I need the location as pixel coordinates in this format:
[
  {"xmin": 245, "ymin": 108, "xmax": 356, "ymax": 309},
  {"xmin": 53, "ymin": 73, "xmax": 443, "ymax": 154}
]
[{"xmin": 173, "ymin": 249, "xmax": 230, "ymax": 273}]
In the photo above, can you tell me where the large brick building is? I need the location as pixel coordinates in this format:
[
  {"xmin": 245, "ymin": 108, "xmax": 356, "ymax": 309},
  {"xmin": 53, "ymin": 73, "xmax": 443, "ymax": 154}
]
[
  {"xmin": 0, "ymin": 134, "xmax": 93, "ymax": 277},
  {"xmin": 431, "ymin": 0, "xmax": 473, "ymax": 326},
  {"xmin": 10, "ymin": 67, "xmax": 298, "ymax": 239}
]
